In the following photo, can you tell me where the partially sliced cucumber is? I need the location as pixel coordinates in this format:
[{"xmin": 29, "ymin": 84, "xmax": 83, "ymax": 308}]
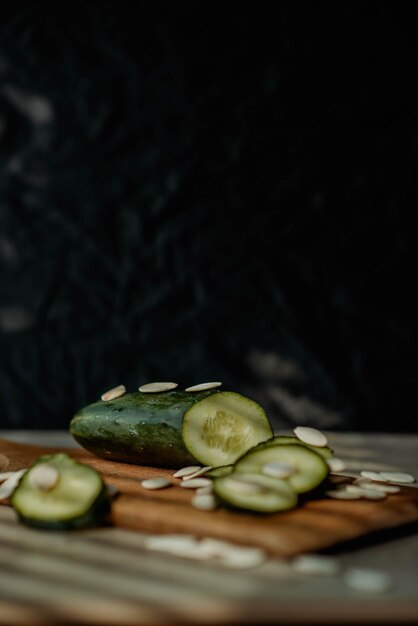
[
  {"xmin": 213, "ymin": 472, "xmax": 297, "ymax": 513},
  {"xmin": 11, "ymin": 453, "xmax": 109, "ymax": 530},
  {"xmin": 234, "ymin": 444, "xmax": 328, "ymax": 494},
  {"xmin": 206, "ymin": 465, "xmax": 234, "ymax": 478},
  {"xmin": 182, "ymin": 391, "xmax": 273, "ymax": 466},
  {"xmin": 254, "ymin": 435, "xmax": 334, "ymax": 459}
]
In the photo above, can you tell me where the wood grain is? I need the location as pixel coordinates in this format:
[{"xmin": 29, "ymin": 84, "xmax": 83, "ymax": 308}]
[{"xmin": 1, "ymin": 437, "xmax": 418, "ymax": 557}]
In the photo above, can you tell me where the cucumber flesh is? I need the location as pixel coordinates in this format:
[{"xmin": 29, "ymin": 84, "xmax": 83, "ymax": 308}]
[
  {"xmin": 234, "ymin": 444, "xmax": 328, "ymax": 494},
  {"xmin": 11, "ymin": 454, "xmax": 108, "ymax": 530},
  {"xmin": 213, "ymin": 472, "xmax": 297, "ymax": 513},
  {"xmin": 206, "ymin": 465, "xmax": 234, "ymax": 478},
  {"xmin": 182, "ymin": 391, "xmax": 273, "ymax": 466},
  {"xmin": 254, "ymin": 435, "xmax": 333, "ymax": 459}
]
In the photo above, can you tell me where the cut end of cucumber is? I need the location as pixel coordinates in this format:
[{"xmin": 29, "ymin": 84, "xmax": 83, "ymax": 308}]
[
  {"xmin": 182, "ymin": 391, "xmax": 273, "ymax": 466},
  {"xmin": 213, "ymin": 472, "xmax": 297, "ymax": 513},
  {"xmin": 11, "ymin": 453, "xmax": 108, "ymax": 530}
]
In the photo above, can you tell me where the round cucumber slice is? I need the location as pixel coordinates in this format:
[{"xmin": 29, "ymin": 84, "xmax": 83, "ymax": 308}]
[
  {"xmin": 253, "ymin": 435, "xmax": 333, "ymax": 459},
  {"xmin": 182, "ymin": 391, "xmax": 273, "ymax": 466},
  {"xmin": 234, "ymin": 444, "xmax": 328, "ymax": 494},
  {"xmin": 213, "ymin": 472, "xmax": 297, "ymax": 513},
  {"xmin": 206, "ymin": 465, "xmax": 234, "ymax": 478},
  {"xmin": 11, "ymin": 453, "xmax": 109, "ymax": 530}
]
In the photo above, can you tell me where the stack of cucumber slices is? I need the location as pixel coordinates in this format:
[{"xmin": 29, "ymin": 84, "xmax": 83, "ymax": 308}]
[{"xmin": 181, "ymin": 390, "xmax": 332, "ymax": 514}]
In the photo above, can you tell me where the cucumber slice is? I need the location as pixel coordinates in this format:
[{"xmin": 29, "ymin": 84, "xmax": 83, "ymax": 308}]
[
  {"xmin": 254, "ymin": 435, "xmax": 333, "ymax": 459},
  {"xmin": 11, "ymin": 454, "xmax": 109, "ymax": 530},
  {"xmin": 213, "ymin": 472, "xmax": 297, "ymax": 513},
  {"xmin": 234, "ymin": 444, "xmax": 328, "ymax": 494},
  {"xmin": 182, "ymin": 391, "xmax": 273, "ymax": 466},
  {"xmin": 206, "ymin": 465, "xmax": 234, "ymax": 478}
]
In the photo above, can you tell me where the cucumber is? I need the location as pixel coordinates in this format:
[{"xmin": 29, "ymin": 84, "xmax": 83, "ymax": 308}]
[
  {"xmin": 253, "ymin": 435, "xmax": 333, "ymax": 459},
  {"xmin": 213, "ymin": 472, "xmax": 297, "ymax": 513},
  {"xmin": 182, "ymin": 391, "xmax": 273, "ymax": 466},
  {"xmin": 70, "ymin": 390, "xmax": 217, "ymax": 468},
  {"xmin": 234, "ymin": 444, "xmax": 328, "ymax": 494},
  {"xmin": 206, "ymin": 465, "xmax": 234, "ymax": 478},
  {"xmin": 11, "ymin": 454, "xmax": 109, "ymax": 530}
]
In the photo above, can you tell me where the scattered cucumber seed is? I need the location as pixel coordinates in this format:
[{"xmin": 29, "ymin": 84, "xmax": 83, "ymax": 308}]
[
  {"xmin": 141, "ymin": 478, "xmax": 171, "ymax": 490},
  {"xmin": 182, "ymin": 466, "xmax": 213, "ymax": 481},
  {"xmin": 291, "ymin": 555, "xmax": 340, "ymax": 576},
  {"xmin": 326, "ymin": 489, "xmax": 362, "ymax": 500},
  {"xmin": 379, "ymin": 471, "xmax": 415, "ymax": 484},
  {"xmin": 180, "ymin": 478, "xmax": 212, "ymax": 489},
  {"xmin": 327, "ymin": 458, "xmax": 346, "ymax": 473},
  {"xmin": 222, "ymin": 477, "xmax": 266, "ymax": 495},
  {"xmin": 346, "ymin": 485, "xmax": 386, "ymax": 500},
  {"xmin": 262, "ymin": 462, "xmax": 295, "ymax": 478},
  {"xmin": 198, "ymin": 538, "xmax": 267, "ymax": 568},
  {"xmin": 343, "ymin": 568, "xmax": 393, "ymax": 594},
  {"xmin": 144, "ymin": 535, "xmax": 207, "ymax": 559},
  {"xmin": 138, "ymin": 382, "xmax": 178, "ymax": 393},
  {"xmin": 28, "ymin": 464, "xmax": 59, "ymax": 491},
  {"xmin": 356, "ymin": 481, "xmax": 400, "ymax": 494},
  {"xmin": 191, "ymin": 494, "xmax": 217, "ymax": 511},
  {"xmin": 145, "ymin": 534, "xmax": 197, "ymax": 550},
  {"xmin": 0, "ymin": 472, "xmax": 16, "ymax": 482},
  {"xmin": 173, "ymin": 466, "xmax": 201, "ymax": 478},
  {"xmin": 219, "ymin": 547, "xmax": 267, "ymax": 569},
  {"xmin": 198, "ymin": 538, "xmax": 241, "ymax": 557},
  {"xmin": 360, "ymin": 471, "xmax": 388, "ymax": 482},
  {"xmin": 0, "ymin": 453, "xmax": 10, "ymax": 471},
  {"xmin": 293, "ymin": 426, "xmax": 328, "ymax": 448},
  {"xmin": 196, "ymin": 486, "xmax": 213, "ymax": 495},
  {"xmin": 185, "ymin": 382, "xmax": 222, "ymax": 392},
  {"xmin": 101, "ymin": 384, "xmax": 126, "ymax": 402},
  {"xmin": 0, "ymin": 469, "xmax": 27, "ymax": 500}
]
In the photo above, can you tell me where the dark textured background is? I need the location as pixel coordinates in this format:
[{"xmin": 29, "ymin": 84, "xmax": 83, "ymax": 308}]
[{"xmin": 0, "ymin": 2, "xmax": 416, "ymax": 431}]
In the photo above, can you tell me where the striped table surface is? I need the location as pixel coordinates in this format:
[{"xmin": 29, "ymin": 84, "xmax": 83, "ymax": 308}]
[{"xmin": 1, "ymin": 431, "xmax": 418, "ymax": 625}]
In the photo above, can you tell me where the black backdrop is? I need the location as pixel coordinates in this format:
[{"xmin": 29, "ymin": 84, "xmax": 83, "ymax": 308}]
[{"xmin": 0, "ymin": 2, "xmax": 416, "ymax": 431}]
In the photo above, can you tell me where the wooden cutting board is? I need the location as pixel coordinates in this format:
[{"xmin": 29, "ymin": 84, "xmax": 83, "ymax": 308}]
[{"xmin": 1, "ymin": 437, "xmax": 418, "ymax": 557}]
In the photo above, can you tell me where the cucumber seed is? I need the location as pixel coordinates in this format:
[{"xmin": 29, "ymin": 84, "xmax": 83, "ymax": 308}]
[
  {"xmin": 191, "ymin": 494, "xmax": 217, "ymax": 511},
  {"xmin": 326, "ymin": 489, "xmax": 362, "ymax": 500},
  {"xmin": 185, "ymin": 382, "xmax": 222, "ymax": 392},
  {"xmin": 173, "ymin": 466, "xmax": 202, "ymax": 478},
  {"xmin": 291, "ymin": 554, "xmax": 340, "ymax": 576},
  {"xmin": 196, "ymin": 486, "xmax": 213, "ymax": 495},
  {"xmin": 223, "ymin": 477, "xmax": 265, "ymax": 495},
  {"xmin": 180, "ymin": 478, "xmax": 212, "ymax": 489},
  {"xmin": 0, "ymin": 469, "xmax": 26, "ymax": 500},
  {"xmin": 360, "ymin": 471, "xmax": 388, "ymax": 482},
  {"xmin": 182, "ymin": 466, "xmax": 213, "ymax": 481},
  {"xmin": 28, "ymin": 464, "xmax": 59, "ymax": 491},
  {"xmin": 327, "ymin": 458, "xmax": 346, "ymax": 473},
  {"xmin": 345, "ymin": 485, "xmax": 386, "ymax": 500},
  {"xmin": 379, "ymin": 471, "xmax": 415, "ymax": 484},
  {"xmin": 101, "ymin": 385, "xmax": 126, "ymax": 401},
  {"xmin": 138, "ymin": 382, "xmax": 178, "ymax": 393},
  {"xmin": 262, "ymin": 462, "xmax": 295, "ymax": 478},
  {"xmin": 294, "ymin": 426, "xmax": 328, "ymax": 447},
  {"xmin": 141, "ymin": 478, "xmax": 171, "ymax": 490},
  {"xmin": 355, "ymin": 480, "xmax": 400, "ymax": 494},
  {"xmin": 0, "ymin": 453, "xmax": 10, "ymax": 471},
  {"xmin": 343, "ymin": 568, "xmax": 393, "ymax": 594}
]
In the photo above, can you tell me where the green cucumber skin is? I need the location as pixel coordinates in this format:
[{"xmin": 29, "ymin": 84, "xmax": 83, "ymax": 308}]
[
  {"xmin": 70, "ymin": 390, "xmax": 216, "ymax": 468},
  {"xmin": 13, "ymin": 486, "xmax": 110, "ymax": 531},
  {"xmin": 253, "ymin": 435, "xmax": 333, "ymax": 459}
]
